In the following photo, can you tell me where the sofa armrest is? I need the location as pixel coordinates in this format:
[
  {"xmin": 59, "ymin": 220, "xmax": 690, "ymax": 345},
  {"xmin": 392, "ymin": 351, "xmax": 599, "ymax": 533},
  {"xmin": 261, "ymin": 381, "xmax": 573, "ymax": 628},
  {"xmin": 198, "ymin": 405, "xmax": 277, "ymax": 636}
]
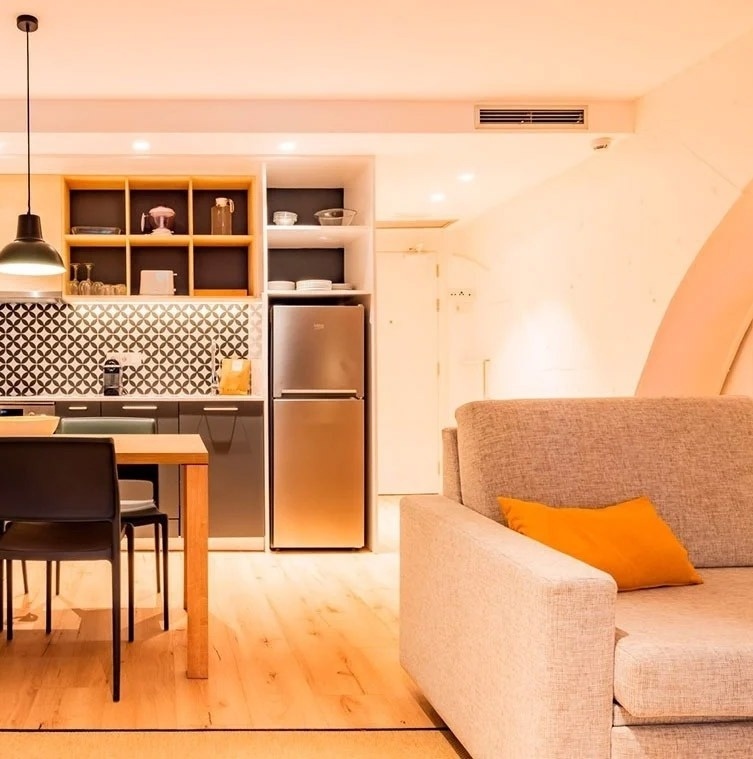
[{"xmin": 400, "ymin": 494, "xmax": 616, "ymax": 759}]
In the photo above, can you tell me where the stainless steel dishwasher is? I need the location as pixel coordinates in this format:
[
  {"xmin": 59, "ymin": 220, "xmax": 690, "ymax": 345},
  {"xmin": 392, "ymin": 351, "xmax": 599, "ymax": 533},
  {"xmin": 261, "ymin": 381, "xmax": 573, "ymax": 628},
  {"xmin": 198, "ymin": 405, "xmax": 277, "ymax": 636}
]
[{"xmin": 0, "ymin": 401, "xmax": 56, "ymax": 417}]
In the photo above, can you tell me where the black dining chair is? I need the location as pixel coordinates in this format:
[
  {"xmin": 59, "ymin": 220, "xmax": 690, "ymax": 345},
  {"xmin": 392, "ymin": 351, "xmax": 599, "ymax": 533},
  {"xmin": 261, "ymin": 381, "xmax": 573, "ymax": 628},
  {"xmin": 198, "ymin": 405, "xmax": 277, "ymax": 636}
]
[
  {"xmin": 56, "ymin": 417, "xmax": 169, "ymax": 634},
  {"xmin": 0, "ymin": 436, "xmax": 126, "ymax": 701}
]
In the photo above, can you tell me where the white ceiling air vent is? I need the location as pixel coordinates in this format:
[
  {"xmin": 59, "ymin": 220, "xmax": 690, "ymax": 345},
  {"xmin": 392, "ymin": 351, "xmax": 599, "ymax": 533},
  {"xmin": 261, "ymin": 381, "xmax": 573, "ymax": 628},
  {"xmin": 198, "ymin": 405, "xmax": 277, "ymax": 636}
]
[{"xmin": 475, "ymin": 105, "xmax": 588, "ymax": 131}]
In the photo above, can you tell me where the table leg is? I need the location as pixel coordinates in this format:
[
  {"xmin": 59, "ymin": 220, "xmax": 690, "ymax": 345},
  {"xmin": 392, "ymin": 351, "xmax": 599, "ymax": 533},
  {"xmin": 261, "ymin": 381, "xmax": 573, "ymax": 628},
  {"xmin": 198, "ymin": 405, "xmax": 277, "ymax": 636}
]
[
  {"xmin": 185, "ymin": 463, "xmax": 208, "ymax": 678},
  {"xmin": 183, "ymin": 472, "xmax": 189, "ymax": 612}
]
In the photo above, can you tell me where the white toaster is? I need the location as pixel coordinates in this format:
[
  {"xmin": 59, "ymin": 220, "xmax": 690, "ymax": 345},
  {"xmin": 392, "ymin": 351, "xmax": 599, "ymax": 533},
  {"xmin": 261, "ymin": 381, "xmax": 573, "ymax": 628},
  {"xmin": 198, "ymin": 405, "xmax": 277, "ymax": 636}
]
[{"xmin": 139, "ymin": 270, "xmax": 176, "ymax": 295}]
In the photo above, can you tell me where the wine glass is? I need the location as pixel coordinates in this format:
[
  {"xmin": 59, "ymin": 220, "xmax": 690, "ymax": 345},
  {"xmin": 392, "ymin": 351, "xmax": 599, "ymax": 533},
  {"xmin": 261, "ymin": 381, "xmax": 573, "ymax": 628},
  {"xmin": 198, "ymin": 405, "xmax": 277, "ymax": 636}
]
[
  {"xmin": 78, "ymin": 263, "xmax": 94, "ymax": 296},
  {"xmin": 68, "ymin": 263, "xmax": 80, "ymax": 295}
]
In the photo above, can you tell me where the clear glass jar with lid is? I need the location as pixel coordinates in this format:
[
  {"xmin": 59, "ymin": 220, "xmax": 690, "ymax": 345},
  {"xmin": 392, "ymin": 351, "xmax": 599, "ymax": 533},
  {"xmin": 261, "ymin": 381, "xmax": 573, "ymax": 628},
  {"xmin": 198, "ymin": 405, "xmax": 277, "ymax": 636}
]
[{"xmin": 211, "ymin": 197, "xmax": 235, "ymax": 235}]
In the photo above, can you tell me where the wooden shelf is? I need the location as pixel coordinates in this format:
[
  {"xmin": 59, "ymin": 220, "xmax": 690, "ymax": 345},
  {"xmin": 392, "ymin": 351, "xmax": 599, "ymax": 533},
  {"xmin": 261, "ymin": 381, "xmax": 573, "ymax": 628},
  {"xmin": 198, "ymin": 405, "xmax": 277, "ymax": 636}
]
[
  {"xmin": 63, "ymin": 294, "xmax": 259, "ymax": 303},
  {"xmin": 266, "ymin": 225, "xmax": 368, "ymax": 249},
  {"xmin": 63, "ymin": 175, "xmax": 259, "ymax": 296},
  {"xmin": 193, "ymin": 235, "xmax": 253, "ymax": 247},
  {"xmin": 65, "ymin": 234, "xmax": 126, "ymax": 247},
  {"xmin": 128, "ymin": 235, "xmax": 191, "ymax": 247}
]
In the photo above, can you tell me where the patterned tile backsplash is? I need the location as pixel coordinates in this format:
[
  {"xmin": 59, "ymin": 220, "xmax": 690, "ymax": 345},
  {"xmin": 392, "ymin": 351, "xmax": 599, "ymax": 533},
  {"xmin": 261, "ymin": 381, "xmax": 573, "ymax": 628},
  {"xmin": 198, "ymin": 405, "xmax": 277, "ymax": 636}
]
[{"xmin": 0, "ymin": 300, "xmax": 263, "ymax": 396}]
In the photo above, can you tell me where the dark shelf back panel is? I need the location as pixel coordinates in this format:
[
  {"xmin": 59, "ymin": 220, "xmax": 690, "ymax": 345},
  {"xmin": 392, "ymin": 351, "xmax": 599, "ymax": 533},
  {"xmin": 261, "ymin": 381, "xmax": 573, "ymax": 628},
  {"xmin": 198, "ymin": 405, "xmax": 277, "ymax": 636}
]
[
  {"xmin": 69, "ymin": 247, "xmax": 127, "ymax": 285},
  {"xmin": 130, "ymin": 247, "xmax": 189, "ymax": 295},
  {"xmin": 194, "ymin": 247, "xmax": 249, "ymax": 290},
  {"xmin": 192, "ymin": 190, "xmax": 249, "ymax": 235},
  {"xmin": 268, "ymin": 248, "xmax": 345, "ymax": 283},
  {"xmin": 129, "ymin": 190, "xmax": 189, "ymax": 235},
  {"xmin": 69, "ymin": 190, "xmax": 126, "ymax": 232},
  {"xmin": 267, "ymin": 188, "xmax": 344, "ymax": 226}
]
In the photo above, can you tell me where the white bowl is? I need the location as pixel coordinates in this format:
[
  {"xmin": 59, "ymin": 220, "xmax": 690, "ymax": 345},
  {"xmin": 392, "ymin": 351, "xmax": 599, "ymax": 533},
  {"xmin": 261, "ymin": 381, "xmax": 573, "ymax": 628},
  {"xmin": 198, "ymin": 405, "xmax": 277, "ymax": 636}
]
[
  {"xmin": 268, "ymin": 280, "xmax": 296, "ymax": 291},
  {"xmin": 0, "ymin": 415, "xmax": 60, "ymax": 436}
]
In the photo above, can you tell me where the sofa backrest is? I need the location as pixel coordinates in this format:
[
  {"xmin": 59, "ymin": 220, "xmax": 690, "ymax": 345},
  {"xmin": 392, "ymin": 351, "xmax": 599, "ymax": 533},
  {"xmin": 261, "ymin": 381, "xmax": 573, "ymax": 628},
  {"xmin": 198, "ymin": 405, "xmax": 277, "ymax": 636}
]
[
  {"xmin": 454, "ymin": 396, "xmax": 753, "ymax": 568},
  {"xmin": 442, "ymin": 427, "xmax": 462, "ymax": 502}
]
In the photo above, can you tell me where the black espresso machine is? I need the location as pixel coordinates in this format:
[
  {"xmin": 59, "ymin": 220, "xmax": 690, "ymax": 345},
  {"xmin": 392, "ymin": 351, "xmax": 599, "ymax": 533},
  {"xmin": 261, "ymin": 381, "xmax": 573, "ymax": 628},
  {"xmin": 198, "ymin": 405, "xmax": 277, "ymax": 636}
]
[{"xmin": 102, "ymin": 358, "xmax": 122, "ymax": 396}]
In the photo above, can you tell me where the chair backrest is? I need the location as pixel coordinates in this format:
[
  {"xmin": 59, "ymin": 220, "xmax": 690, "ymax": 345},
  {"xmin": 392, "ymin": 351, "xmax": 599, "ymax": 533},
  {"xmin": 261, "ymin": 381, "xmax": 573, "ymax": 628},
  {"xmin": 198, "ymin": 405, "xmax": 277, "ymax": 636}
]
[
  {"xmin": 57, "ymin": 417, "xmax": 158, "ymax": 501},
  {"xmin": 0, "ymin": 437, "xmax": 119, "ymax": 522},
  {"xmin": 58, "ymin": 417, "xmax": 156, "ymax": 435}
]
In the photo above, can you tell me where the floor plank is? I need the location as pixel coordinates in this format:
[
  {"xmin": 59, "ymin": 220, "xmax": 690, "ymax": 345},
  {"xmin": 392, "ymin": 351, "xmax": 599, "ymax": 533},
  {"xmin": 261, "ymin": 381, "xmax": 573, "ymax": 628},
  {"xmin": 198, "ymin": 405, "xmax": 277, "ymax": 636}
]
[{"xmin": 0, "ymin": 498, "xmax": 441, "ymax": 730}]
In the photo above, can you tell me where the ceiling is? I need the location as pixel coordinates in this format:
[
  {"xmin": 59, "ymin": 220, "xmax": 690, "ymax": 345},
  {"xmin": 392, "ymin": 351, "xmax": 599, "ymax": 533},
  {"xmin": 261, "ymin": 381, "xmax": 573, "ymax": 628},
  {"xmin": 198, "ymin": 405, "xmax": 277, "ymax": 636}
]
[{"xmin": 0, "ymin": 0, "xmax": 752, "ymax": 224}]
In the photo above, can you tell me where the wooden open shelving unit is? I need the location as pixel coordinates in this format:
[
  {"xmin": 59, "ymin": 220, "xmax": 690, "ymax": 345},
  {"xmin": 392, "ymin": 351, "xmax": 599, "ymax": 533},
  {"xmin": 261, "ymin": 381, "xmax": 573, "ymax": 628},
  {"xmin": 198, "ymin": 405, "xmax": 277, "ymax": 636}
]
[{"xmin": 62, "ymin": 175, "xmax": 258, "ymax": 298}]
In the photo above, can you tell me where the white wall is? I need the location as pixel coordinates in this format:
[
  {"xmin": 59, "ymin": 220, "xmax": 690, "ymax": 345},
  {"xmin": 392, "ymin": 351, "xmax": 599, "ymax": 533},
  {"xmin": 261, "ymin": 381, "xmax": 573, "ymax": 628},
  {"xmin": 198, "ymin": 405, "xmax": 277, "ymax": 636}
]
[{"xmin": 442, "ymin": 27, "xmax": 753, "ymax": 418}]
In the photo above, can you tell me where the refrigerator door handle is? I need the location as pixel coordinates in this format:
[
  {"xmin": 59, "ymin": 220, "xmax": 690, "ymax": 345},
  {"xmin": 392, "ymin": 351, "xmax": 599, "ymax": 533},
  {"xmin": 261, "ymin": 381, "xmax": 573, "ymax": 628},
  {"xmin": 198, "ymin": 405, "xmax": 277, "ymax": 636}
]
[{"xmin": 279, "ymin": 388, "xmax": 359, "ymax": 397}]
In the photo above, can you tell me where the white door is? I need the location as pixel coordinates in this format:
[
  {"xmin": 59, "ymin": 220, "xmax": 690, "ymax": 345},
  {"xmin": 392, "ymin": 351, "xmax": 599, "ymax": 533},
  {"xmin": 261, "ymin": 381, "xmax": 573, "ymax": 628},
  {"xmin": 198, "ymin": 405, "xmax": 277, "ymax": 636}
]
[{"xmin": 376, "ymin": 250, "xmax": 440, "ymax": 494}]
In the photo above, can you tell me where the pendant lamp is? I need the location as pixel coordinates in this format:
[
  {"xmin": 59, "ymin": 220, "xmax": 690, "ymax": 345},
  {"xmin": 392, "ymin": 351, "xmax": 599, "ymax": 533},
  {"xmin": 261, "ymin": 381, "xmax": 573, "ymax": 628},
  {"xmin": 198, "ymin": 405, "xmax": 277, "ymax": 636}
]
[{"xmin": 0, "ymin": 14, "xmax": 65, "ymax": 276}]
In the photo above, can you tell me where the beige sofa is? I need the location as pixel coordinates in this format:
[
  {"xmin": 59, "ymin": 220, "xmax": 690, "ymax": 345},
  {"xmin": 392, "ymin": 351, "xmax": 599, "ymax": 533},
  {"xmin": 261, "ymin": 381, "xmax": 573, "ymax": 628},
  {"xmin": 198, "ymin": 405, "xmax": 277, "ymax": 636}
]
[{"xmin": 400, "ymin": 397, "xmax": 753, "ymax": 759}]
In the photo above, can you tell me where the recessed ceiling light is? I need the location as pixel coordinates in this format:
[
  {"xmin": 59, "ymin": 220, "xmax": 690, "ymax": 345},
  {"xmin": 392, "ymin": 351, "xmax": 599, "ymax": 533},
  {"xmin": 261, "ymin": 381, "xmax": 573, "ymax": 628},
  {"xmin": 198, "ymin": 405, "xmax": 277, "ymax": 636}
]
[
  {"xmin": 278, "ymin": 141, "xmax": 297, "ymax": 152},
  {"xmin": 458, "ymin": 172, "xmax": 475, "ymax": 182},
  {"xmin": 132, "ymin": 139, "xmax": 150, "ymax": 152},
  {"xmin": 430, "ymin": 192, "xmax": 446, "ymax": 202}
]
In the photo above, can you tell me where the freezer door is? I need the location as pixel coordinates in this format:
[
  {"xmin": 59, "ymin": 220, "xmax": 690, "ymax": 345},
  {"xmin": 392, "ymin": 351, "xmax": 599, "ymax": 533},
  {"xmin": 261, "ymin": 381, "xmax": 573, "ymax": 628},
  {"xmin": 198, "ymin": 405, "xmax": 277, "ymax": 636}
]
[
  {"xmin": 272, "ymin": 305, "xmax": 364, "ymax": 397},
  {"xmin": 272, "ymin": 398, "xmax": 365, "ymax": 548}
]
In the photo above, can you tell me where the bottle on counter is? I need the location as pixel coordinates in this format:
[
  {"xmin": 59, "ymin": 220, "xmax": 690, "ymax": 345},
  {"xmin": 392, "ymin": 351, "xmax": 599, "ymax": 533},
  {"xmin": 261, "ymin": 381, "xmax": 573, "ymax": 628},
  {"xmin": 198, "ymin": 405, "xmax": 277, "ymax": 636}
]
[{"xmin": 211, "ymin": 197, "xmax": 234, "ymax": 235}]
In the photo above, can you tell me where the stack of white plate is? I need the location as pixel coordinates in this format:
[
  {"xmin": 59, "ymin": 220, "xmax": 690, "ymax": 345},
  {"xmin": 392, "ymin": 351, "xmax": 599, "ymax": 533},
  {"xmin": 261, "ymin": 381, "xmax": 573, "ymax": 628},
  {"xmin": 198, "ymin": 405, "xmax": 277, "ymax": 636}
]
[
  {"xmin": 268, "ymin": 280, "xmax": 295, "ymax": 291},
  {"xmin": 296, "ymin": 279, "xmax": 332, "ymax": 291},
  {"xmin": 332, "ymin": 283, "xmax": 354, "ymax": 290}
]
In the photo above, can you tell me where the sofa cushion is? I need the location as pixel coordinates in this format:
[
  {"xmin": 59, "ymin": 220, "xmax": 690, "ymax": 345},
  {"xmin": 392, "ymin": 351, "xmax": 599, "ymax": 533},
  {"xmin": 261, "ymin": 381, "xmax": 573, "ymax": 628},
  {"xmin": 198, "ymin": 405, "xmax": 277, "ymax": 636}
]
[
  {"xmin": 454, "ymin": 397, "xmax": 753, "ymax": 567},
  {"xmin": 498, "ymin": 495, "xmax": 702, "ymax": 591},
  {"xmin": 613, "ymin": 568, "xmax": 753, "ymax": 717}
]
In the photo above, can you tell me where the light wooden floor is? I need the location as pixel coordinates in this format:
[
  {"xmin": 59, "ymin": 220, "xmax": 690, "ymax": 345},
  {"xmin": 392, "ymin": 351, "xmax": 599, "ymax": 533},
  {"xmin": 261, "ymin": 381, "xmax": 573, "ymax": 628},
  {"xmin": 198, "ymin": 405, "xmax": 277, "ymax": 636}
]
[{"xmin": 0, "ymin": 497, "xmax": 442, "ymax": 730}]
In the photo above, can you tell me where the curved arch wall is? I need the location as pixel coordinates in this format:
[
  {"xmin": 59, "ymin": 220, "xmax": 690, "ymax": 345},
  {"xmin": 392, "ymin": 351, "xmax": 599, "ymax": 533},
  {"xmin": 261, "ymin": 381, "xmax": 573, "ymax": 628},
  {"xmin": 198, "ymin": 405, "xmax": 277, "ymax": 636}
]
[{"xmin": 636, "ymin": 183, "xmax": 753, "ymax": 396}]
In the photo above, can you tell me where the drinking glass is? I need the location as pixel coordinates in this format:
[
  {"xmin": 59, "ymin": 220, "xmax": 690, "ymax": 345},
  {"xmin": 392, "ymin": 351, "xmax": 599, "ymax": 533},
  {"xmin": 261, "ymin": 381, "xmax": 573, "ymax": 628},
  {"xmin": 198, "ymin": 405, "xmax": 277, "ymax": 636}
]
[
  {"xmin": 68, "ymin": 263, "xmax": 80, "ymax": 295},
  {"xmin": 78, "ymin": 263, "xmax": 94, "ymax": 296}
]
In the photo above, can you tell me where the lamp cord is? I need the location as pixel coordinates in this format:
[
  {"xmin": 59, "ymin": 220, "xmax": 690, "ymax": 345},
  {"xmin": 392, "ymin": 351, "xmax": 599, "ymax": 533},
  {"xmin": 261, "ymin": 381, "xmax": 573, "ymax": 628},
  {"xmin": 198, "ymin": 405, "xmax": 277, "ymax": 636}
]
[{"xmin": 25, "ymin": 24, "xmax": 31, "ymax": 215}]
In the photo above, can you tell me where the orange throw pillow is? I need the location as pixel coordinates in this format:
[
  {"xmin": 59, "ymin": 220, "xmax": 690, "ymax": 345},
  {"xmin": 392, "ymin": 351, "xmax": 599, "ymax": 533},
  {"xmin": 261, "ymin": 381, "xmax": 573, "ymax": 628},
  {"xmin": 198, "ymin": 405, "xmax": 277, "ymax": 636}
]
[{"xmin": 497, "ymin": 495, "xmax": 702, "ymax": 592}]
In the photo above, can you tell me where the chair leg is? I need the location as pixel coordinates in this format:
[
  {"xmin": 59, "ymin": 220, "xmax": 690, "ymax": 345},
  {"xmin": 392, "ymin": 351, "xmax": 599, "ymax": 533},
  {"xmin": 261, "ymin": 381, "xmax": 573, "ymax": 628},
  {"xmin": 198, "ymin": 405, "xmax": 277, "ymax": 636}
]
[
  {"xmin": 126, "ymin": 524, "xmax": 135, "ymax": 643},
  {"xmin": 161, "ymin": 518, "xmax": 169, "ymax": 631},
  {"xmin": 6, "ymin": 559, "xmax": 13, "ymax": 641},
  {"xmin": 55, "ymin": 561, "xmax": 61, "ymax": 596},
  {"xmin": 111, "ymin": 556, "xmax": 121, "ymax": 703},
  {"xmin": 154, "ymin": 523, "xmax": 161, "ymax": 594},
  {"xmin": 45, "ymin": 561, "xmax": 52, "ymax": 635},
  {"xmin": 21, "ymin": 561, "xmax": 28, "ymax": 594},
  {"xmin": 0, "ymin": 559, "xmax": 4, "ymax": 633}
]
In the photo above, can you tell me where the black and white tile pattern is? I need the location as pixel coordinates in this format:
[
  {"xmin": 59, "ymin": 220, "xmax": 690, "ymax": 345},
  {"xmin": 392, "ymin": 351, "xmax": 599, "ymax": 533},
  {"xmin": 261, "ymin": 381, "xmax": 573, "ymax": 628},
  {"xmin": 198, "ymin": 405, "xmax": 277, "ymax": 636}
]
[{"xmin": 0, "ymin": 301, "xmax": 262, "ymax": 395}]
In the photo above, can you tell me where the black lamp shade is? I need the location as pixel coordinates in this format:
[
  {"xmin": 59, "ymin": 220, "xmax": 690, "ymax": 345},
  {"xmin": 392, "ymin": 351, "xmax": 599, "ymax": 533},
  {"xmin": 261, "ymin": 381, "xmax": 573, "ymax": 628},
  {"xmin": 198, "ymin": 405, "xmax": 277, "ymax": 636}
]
[{"xmin": 0, "ymin": 214, "xmax": 66, "ymax": 275}]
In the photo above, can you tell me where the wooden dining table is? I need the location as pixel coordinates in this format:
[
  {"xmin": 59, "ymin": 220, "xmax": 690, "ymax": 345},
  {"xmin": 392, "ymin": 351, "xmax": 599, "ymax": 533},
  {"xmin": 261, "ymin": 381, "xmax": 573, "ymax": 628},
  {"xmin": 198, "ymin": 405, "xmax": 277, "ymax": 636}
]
[{"xmin": 60, "ymin": 432, "xmax": 209, "ymax": 678}]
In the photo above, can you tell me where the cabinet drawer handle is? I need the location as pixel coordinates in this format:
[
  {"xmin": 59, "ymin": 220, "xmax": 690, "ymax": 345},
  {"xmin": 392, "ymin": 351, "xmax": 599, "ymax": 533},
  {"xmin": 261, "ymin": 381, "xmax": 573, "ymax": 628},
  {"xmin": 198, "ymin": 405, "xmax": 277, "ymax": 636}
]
[
  {"xmin": 281, "ymin": 388, "xmax": 359, "ymax": 396},
  {"xmin": 67, "ymin": 405, "xmax": 89, "ymax": 411},
  {"xmin": 121, "ymin": 404, "xmax": 158, "ymax": 410},
  {"xmin": 202, "ymin": 406, "xmax": 239, "ymax": 412}
]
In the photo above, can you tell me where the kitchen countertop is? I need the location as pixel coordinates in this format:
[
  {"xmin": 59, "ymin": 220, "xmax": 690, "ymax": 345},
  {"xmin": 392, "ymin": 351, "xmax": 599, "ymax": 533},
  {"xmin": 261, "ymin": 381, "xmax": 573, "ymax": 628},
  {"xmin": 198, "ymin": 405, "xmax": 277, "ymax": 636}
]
[{"xmin": 0, "ymin": 394, "xmax": 264, "ymax": 403}]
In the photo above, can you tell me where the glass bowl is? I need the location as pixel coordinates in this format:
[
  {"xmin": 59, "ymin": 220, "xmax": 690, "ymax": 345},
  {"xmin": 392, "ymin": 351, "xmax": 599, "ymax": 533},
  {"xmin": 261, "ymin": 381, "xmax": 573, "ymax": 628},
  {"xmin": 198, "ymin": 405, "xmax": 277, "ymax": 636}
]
[
  {"xmin": 314, "ymin": 208, "xmax": 356, "ymax": 226},
  {"xmin": 272, "ymin": 211, "xmax": 298, "ymax": 226}
]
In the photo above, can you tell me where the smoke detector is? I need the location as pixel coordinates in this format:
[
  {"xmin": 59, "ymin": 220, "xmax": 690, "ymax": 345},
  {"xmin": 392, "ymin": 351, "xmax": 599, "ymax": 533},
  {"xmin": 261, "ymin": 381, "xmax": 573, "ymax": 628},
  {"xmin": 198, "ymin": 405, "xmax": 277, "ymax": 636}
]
[{"xmin": 591, "ymin": 136, "xmax": 612, "ymax": 151}]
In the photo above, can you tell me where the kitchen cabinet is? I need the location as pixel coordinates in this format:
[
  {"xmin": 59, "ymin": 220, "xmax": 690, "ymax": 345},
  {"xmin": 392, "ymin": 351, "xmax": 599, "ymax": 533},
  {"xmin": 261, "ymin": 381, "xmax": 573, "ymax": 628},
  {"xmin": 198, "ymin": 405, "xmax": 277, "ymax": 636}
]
[
  {"xmin": 62, "ymin": 175, "xmax": 259, "ymax": 298},
  {"xmin": 179, "ymin": 400, "xmax": 264, "ymax": 539},
  {"xmin": 54, "ymin": 400, "xmax": 102, "ymax": 417}
]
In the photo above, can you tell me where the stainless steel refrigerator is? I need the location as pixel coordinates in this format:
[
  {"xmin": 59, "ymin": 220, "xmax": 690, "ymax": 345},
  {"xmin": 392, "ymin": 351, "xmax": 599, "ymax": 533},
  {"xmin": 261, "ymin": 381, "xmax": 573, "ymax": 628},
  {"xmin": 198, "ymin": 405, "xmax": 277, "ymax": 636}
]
[{"xmin": 270, "ymin": 304, "xmax": 365, "ymax": 548}]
